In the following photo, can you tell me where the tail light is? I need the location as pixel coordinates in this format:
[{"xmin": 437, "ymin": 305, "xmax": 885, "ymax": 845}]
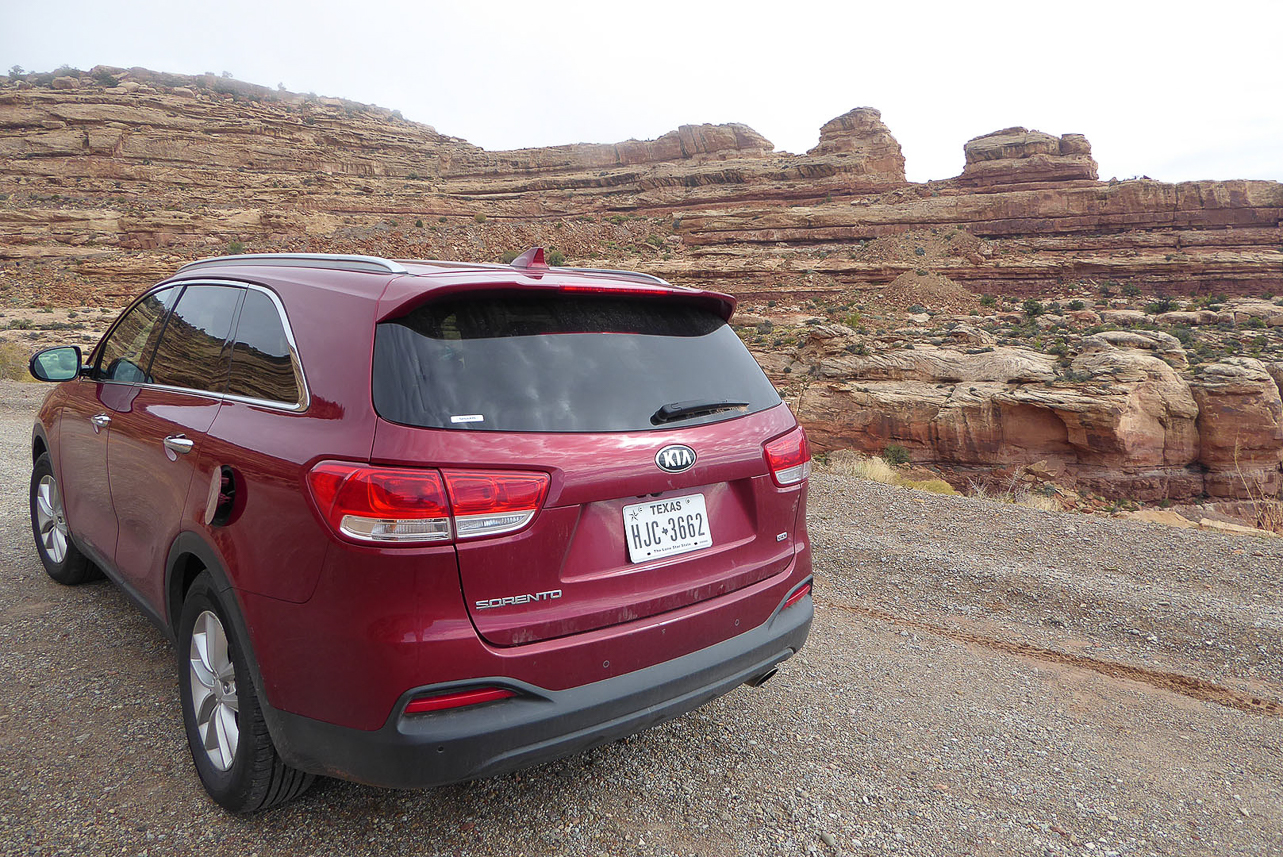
[
  {"xmin": 765, "ymin": 426, "xmax": 811, "ymax": 487},
  {"xmin": 444, "ymin": 469, "xmax": 549, "ymax": 539},
  {"xmin": 307, "ymin": 462, "xmax": 548, "ymax": 544}
]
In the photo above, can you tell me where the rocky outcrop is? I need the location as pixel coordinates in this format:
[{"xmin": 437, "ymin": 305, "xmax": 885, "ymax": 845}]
[
  {"xmin": 1, "ymin": 67, "xmax": 1278, "ymax": 304},
  {"xmin": 957, "ymin": 127, "xmax": 1098, "ymax": 187},
  {"xmin": 805, "ymin": 108, "xmax": 906, "ymax": 184},
  {"xmin": 773, "ymin": 328, "xmax": 1281, "ymax": 501},
  {"xmin": 1190, "ymin": 358, "xmax": 1283, "ymax": 498},
  {"xmin": 1, "ymin": 67, "xmax": 1280, "ymax": 503}
]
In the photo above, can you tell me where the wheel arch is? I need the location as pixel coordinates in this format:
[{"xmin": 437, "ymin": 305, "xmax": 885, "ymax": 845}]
[
  {"xmin": 165, "ymin": 531, "xmax": 276, "ymax": 729},
  {"xmin": 31, "ymin": 424, "xmax": 50, "ymax": 464}
]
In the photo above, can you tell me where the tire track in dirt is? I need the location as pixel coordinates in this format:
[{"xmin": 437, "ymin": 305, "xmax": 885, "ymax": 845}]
[{"xmin": 820, "ymin": 599, "xmax": 1283, "ymax": 718}]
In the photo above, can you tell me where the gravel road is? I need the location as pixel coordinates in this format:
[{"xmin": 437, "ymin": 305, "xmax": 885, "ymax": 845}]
[{"xmin": 1, "ymin": 379, "xmax": 1279, "ymax": 856}]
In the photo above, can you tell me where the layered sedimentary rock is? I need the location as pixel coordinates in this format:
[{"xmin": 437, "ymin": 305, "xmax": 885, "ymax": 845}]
[
  {"xmin": 956, "ymin": 127, "xmax": 1098, "ymax": 187},
  {"xmin": 771, "ymin": 326, "xmax": 1282, "ymax": 501},
  {"xmin": 1, "ymin": 66, "xmax": 1280, "ymax": 501}
]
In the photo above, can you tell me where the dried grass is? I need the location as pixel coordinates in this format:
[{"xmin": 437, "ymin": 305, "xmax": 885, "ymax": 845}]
[{"xmin": 0, "ymin": 341, "xmax": 33, "ymax": 382}]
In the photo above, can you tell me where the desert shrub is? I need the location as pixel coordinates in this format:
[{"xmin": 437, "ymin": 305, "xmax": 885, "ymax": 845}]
[
  {"xmin": 473, "ymin": 213, "xmax": 487, "ymax": 224},
  {"xmin": 881, "ymin": 444, "xmax": 910, "ymax": 466},
  {"xmin": 1023, "ymin": 299, "xmax": 1044, "ymax": 318},
  {"xmin": 980, "ymin": 294, "xmax": 996, "ymax": 307},
  {"xmin": 226, "ymin": 241, "xmax": 245, "ymax": 255},
  {"xmin": 1067, "ymin": 299, "xmax": 1085, "ymax": 311},
  {"xmin": 499, "ymin": 250, "xmax": 519, "ymax": 264},
  {"xmin": 546, "ymin": 250, "xmax": 565, "ymax": 266},
  {"xmin": 0, "ymin": 341, "xmax": 32, "ymax": 381}
]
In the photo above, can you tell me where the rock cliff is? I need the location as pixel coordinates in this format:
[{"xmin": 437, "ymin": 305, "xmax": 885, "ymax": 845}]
[{"xmin": 1, "ymin": 66, "xmax": 1281, "ymax": 502}]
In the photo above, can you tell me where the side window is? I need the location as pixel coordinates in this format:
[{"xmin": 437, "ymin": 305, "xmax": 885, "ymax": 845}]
[
  {"xmin": 148, "ymin": 285, "xmax": 244, "ymax": 394},
  {"xmin": 95, "ymin": 287, "xmax": 178, "ymax": 383},
  {"xmin": 226, "ymin": 290, "xmax": 303, "ymax": 406}
]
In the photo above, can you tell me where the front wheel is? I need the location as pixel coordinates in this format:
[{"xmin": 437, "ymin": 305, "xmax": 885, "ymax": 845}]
[
  {"xmin": 178, "ymin": 573, "xmax": 314, "ymax": 812},
  {"xmin": 29, "ymin": 452, "xmax": 100, "ymax": 585}
]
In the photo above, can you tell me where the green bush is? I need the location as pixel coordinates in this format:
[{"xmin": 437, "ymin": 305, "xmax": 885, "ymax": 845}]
[
  {"xmin": 1067, "ymin": 299, "xmax": 1085, "ymax": 311},
  {"xmin": 546, "ymin": 250, "xmax": 565, "ymax": 266},
  {"xmin": 881, "ymin": 444, "xmax": 910, "ymax": 466},
  {"xmin": 226, "ymin": 241, "xmax": 245, "ymax": 255},
  {"xmin": 980, "ymin": 294, "xmax": 996, "ymax": 307},
  {"xmin": 473, "ymin": 213, "xmax": 487, "ymax": 224},
  {"xmin": 1023, "ymin": 298, "xmax": 1044, "ymax": 318},
  {"xmin": 500, "ymin": 250, "xmax": 519, "ymax": 264}
]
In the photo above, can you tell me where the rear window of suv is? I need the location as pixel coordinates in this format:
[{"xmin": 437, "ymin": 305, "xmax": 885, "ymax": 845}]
[{"xmin": 372, "ymin": 293, "xmax": 781, "ymax": 432}]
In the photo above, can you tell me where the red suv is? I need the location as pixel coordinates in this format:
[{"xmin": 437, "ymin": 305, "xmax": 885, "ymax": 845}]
[{"xmin": 27, "ymin": 249, "xmax": 813, "ymax": 812}]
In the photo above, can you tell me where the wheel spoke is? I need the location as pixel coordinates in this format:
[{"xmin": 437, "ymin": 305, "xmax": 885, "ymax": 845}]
[
  {"xmin": 36, "ymin": 485, "xmax": 55, "ymax": 520},
  {"xmin": 216, "ymin": 704, "xmax": 239, "ymax": 763}
]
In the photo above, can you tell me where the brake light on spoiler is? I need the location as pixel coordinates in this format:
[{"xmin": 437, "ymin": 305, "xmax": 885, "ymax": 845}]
[{"xmin": 307, "ymin": 462, "xmax": 549, "ymax": 544}]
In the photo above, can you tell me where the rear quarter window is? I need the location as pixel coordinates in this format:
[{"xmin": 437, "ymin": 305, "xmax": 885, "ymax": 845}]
[{"xmin": 372, "ymin": 293, "xmax": 780, "ymax": 433}]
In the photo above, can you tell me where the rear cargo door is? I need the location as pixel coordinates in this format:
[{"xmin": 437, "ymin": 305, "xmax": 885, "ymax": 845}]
[{"xmin": 369, "ymin": 290, "xmax": 807, "ymax": 646}]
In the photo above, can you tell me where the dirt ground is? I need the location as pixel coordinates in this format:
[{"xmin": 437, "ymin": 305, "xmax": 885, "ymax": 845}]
[{"xmin": 0, "ymin": 379, "xmax": 1279, "ymax": 856}]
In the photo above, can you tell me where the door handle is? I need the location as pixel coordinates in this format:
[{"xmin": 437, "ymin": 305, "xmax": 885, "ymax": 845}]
[
  {"xmin": 163, "ymin": 435, "xmax": 195, "ymax": 455},
  {"xmin": 90, "ymin": 413, "xmax": 111, "ymax": 429}
]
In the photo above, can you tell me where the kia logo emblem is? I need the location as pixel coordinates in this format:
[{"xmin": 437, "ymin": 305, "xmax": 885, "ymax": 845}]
[{"xmin": 655, "ymin": 445, "xmax": 697, "ymax": 473}]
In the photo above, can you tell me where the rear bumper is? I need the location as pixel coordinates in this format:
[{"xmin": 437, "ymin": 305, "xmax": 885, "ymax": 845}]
[{"xmin": 266, "ymin": 588, "xmax": 813, "ymax": 789}]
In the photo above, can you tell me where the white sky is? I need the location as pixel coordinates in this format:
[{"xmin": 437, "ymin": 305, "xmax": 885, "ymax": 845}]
[{"xmin": 3, "ymin": 0, "xmax": 1280, "ymax": 183}]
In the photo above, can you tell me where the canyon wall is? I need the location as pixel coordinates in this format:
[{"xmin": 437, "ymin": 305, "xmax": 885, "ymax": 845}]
[{"xmin": 1, "ymin": 66, "xmax": 1281, "ymax": 502}]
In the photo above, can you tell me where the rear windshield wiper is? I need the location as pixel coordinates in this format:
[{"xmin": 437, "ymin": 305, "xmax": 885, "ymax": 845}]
[{"xmin": 651, "ymin": 399, "xmax": 749, "ymax": 425}]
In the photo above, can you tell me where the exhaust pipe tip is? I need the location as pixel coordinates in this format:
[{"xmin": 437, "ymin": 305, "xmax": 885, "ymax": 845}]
[{"xmin": 745, "ymin": 666, "xmax": 779, "ymax": 688}]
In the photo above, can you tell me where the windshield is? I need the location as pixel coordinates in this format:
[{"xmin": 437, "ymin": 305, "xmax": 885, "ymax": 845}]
[{"xmin": 372, "ymin": 293, "xmax": 781, "ymax": 432}]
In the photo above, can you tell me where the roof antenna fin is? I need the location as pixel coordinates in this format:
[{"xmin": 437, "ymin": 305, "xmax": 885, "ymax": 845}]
[{"xmin": 510, "ymin": 247, "xmax": 548, "ymax": 270}]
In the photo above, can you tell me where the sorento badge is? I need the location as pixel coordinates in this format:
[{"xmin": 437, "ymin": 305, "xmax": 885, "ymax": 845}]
[{"xmin": 655, "ymin": 444, "xmax": 696, "ymax": 473}]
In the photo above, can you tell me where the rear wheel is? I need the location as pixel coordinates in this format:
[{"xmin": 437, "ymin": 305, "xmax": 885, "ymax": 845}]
[
  {"xmin": 29, "ymin": 452, "xmax": 101, "ymax": 585},
  {"xmin": 178, "ymin": 573, "xmax": 314, "ymax": 812}
]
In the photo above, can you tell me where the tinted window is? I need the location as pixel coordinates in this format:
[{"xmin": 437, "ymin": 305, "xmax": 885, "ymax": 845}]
[
  {"xmin": 226, "ymin": 290, "xmax": 302, "ymax": 405},
  {"xmin": 148, "ymin": 285, "xmax": 242, "ymax": 393},
  {"xmin": 95, "ymin": 287, "xmax": 178, "ymax": 383},
  {"xmin": 373, "ymin": 295, "xmax": 780, "ymax": 432}
]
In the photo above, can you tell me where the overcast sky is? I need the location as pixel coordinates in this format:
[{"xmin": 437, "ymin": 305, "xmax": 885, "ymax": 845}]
[{"xmin": 3, "ymin": 1, "xmax": 1280, "ymax": 183}]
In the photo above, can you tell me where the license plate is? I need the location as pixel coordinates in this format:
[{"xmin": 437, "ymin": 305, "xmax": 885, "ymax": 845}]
[{"xmin": 623, "ymin": 494, "xmax": 712, "ymax": 562}]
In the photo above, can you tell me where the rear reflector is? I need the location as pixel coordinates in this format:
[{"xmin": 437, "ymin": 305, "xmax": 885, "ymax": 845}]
[
  {"xmin": 764, "ymin": 427, "xmax": 812, "ymax": 487},
  {"xmin": 307, "ymin": 462, "xmax": 548, "ymax": 544},
  {"xmin": 405, "ymin": 687, "xmax": 516, "ymax": 714},
  {"xmin": 783, "ymin": 582, "xmax": 812, "ymax": 611}
]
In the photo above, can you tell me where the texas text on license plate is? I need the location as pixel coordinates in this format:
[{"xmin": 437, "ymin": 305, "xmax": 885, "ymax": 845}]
[{"xmin": 623, "ymin": 494, "xmax": 713, "ymax": 563}]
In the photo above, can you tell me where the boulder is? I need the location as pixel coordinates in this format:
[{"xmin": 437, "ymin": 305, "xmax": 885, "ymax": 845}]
[{"xmin": 1190, "ymin": 358, "xmax": 1283, "ymax": 498}]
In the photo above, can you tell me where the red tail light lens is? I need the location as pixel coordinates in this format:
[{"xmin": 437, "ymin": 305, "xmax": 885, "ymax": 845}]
[
  {"xmin": 307, "ymin": 462, "xmax": 451, "ymax": 542},
  {"xmin": 444, "ymin": 469, "xmax": 550, "ymax": 539},
  {"xmin": 306, "ymin": 462, "xmax": 549, "ymax": 544},
  {"xmin": 404, "ymin": 687, "xmax": 516, "ymax": 714},
  {"xmin": 765, "ymin": 426, "xmax": 811, "ymax": 487}
]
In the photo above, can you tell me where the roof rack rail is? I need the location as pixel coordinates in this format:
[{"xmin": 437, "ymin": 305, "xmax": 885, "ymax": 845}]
[{"xmin": 179, "ymin": 253, "xmax": 409, "ymax": 275}]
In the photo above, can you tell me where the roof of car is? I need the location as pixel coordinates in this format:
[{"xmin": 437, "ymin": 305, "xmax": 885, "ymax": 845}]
[{"xmin": 170, "ymin": 251, "xmax": 737, "ymax": 320}]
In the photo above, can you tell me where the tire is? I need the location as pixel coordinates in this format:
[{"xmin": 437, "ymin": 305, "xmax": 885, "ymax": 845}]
[
  {"xmin": 29, "ymin": 452, "xmax": 101, "ymax": 585},
  {"xmin": 178, "ymin": 573, "xmax": 314, "ymax": 812}
]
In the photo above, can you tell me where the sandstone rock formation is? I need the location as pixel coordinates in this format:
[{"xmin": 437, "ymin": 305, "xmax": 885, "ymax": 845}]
[
  {"xmin": 1, "ymin": 65, "xmax": 1280, "ymax": 503},
  {"xmin": 957, "ymin": 127, "xmax": 1098, "ymax": 187},
  {"xmin": 773, "ymin": 327, "xmax": 1282, "ymax": 501}
]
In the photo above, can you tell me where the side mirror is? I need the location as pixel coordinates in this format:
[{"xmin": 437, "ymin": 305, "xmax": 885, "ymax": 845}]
[{"xmin": 29, "ymin": 346, "xmax": 84, "ymax": 382}]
